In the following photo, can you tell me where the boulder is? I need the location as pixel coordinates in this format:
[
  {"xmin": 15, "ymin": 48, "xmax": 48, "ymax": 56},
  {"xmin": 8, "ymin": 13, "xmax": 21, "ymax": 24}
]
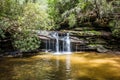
[{"xmin": 96, "ymin": 45, "xmax": 108, "ymax": 53}]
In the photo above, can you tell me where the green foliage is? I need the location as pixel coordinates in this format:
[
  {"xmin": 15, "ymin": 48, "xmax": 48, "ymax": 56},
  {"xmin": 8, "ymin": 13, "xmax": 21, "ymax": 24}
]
[
  {"xmin": 20, "ymin": 3, "xmax": 52, "ymax": 30},
  {"xmin": 0, "ymin": 0, "xmax": 23, "ymax": 19},
  {"xmin": 77, "ymin": 0, "xmax": 93, "ymax": 11},
  {"xmin": 109, "ymin": 20, "xmax": 116, "ymax": 29},
  {"xmin": 48, "ymin": 0, "xmax": 114, "ymax": 29},
  {"xmin": 0, "ymin": 0, "xmax": 52, "ymax": 52},
  {"xmin": 113, "ymin": 29, "xmax": 120, "ymax": 38},
  {"xmin": 48, "ymin": 0, "xmax": 79, "ymax": 29},
  {"xmin": 0, "ymin": 28, "xmax": 5, "ymax": 38},
  {"xmin": 108, "ymin": 19, "xmax": 120, "ymax": 38},
  {"xmin": 47, "ymin": 0, "xmax": 61, "ymax": 29},
  {"xmin": 13, "ymin": 32, "xmax": 40, "ymax": 51},
  {"xmin": 48, "ymin": 0, "xmax": 90, "ymax": 28},
  {"xmin": 112, "ymin": 20, "xmax": 120, "ymax": 38},
  {"xmin": 13, "ymin": 2, "xmax": 52, "ymax": 51},
  {"xmin": 12, "ymin": 2, "xmax": 52, "ymax": 51},
  {"xmin": 68, "ymin": 14, "xmax": 76, "ymax": 28}
]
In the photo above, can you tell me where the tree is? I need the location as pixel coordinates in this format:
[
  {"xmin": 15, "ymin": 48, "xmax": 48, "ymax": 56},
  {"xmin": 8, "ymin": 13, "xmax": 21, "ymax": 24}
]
[
  {"xmin": 48, "ymin": 0, "xmax": 82, "ymax": 28},
  {"xmin": 0, "ymin": 0, "xmax": 52, "ymax": 52},
  {"xmin": 13, "ymin": 3, "xmax": 52, "ymax": 51},
  {"xmin": 48, "ymin": 0, "xmax": 114, "ymax": 29}
]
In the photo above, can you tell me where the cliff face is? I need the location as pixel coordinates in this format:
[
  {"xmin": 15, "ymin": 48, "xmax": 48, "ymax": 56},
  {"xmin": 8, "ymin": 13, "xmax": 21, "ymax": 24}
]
[
  {"xmin": 61, "ymin": 0, "xmax": 120, "ymax": 52},
  {"xmin": 61, "ymin": 26, "xmax": 119, "ymax": 52},
  {"xmin": 61, "ymin": 27, "xmax": 110, "ymax": 52}
]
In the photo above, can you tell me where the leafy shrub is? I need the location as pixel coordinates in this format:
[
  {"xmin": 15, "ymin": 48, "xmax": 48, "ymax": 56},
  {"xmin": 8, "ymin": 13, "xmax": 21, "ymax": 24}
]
[
  {"xmin": 68, "ymin": 14, "xmax": 76, "ymax": 28},
  {"xmin": 13, "ymin": 32, "xmax": 40, "ymax": 52}
]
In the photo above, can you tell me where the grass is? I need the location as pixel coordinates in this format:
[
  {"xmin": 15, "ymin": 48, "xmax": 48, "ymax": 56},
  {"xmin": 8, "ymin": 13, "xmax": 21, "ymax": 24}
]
[{"xmin": 0, "ymin": 52, "xmax": 120, "ymax": 80}]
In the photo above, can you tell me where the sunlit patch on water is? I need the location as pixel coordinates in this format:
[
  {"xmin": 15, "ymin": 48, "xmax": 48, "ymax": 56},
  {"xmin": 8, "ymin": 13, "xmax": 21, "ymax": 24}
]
[
  {"xmin": 53, "ymin": 52, "xmax": 72, "ymax": 55},
  {"xmin": 0, "ymin": 52, "xmax": 120, "ymax": 80}
]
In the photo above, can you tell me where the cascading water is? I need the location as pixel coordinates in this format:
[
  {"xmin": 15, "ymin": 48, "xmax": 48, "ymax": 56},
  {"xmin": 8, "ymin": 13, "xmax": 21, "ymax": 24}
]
[
  {"xmin": 51, "ymin": 32, "xmax": 59, "ymax": 53},
  {"xmin": 56, "ymin": 33, "xmax": 59, "ymax": 53},
  {"xmin": 38, "ymin": 30, "xmax": 87, "ymax": 53},
  {"xmin": 65, "ymin": 33, "xmax": 71, "ymax": 53},
  {"xmin": 45, "ymin": 32, "xmax": 71, "ymax": 54}
]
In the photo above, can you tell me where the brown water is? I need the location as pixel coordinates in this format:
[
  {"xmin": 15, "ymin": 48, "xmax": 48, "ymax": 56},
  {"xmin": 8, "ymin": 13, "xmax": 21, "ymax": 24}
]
[{"xmin": 0, "ymin": 52, "xmax": 120, "ymax": 80}]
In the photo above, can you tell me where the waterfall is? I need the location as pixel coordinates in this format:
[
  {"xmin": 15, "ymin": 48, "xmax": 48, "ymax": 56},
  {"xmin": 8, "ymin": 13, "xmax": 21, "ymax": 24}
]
[
  {"xmin": 56, "ymin": 33, "xmax": 59, "ymax": 53},
  {"xmin": 66, "ymin": 33, "xmax": 71, "ymax": 52},
  {"xmin": 46, "ymin": 32, "xmax": 71, "ymax": 54},
  {"xmin": 52, "ymin": 32, "xmax": 59, "ymax": 53}
]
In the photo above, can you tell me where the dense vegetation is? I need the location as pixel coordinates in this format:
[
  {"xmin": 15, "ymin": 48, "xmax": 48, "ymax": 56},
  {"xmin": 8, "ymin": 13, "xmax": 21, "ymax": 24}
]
[
  {"xmin": 48, "ymin": 0, "xmax": 119, "ymax": 29},
  {"xmin": 0, "ymin": 0, "xmax": 120, "ymax": 52},
  {"xmin": 0, "ymin": 0, "xmax": 52, "ymax": 52}
]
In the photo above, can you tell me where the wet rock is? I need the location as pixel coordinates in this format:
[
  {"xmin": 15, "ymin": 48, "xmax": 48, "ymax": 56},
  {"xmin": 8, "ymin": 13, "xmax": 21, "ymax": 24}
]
[
  {"xmin": 5, "ymin": 51, "xmax": 22, "ymax": 57},
  {"xmin": 0, "ymin": 54, "xmax": 3, "ymax": 58},
  {"xmin": 96, "ymin": 45, "xmax": 108, "ymax": 53}
]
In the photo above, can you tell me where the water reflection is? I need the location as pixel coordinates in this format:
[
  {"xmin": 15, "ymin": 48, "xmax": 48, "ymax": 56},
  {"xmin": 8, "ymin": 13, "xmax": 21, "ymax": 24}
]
[
  {"xmin": 56, "ymin": 56, "xmax": 60, "ymax": 71},
  {"xmin": 55, "ymin": 55, "xmax": 72, "ymax": 80},
  {"xmin": 65, "ymin": 55, "xmax": 71, "ymax": 80}
]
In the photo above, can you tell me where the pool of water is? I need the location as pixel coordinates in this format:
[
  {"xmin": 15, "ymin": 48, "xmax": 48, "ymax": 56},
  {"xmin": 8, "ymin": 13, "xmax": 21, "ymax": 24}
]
[{"xmin": 0, "ymin": 52, "xmax": 120, "ymax": 80}]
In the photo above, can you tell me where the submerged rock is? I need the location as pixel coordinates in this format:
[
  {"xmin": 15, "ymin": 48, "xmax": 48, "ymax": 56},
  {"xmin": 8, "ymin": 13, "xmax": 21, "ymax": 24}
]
[
  {"xmin": 96, "ymin": 45, "xmax": 108, "ymax": 53},
  {"xmin": 88, "ymin": 45, "xmax": 108, "ymax": 53}
]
